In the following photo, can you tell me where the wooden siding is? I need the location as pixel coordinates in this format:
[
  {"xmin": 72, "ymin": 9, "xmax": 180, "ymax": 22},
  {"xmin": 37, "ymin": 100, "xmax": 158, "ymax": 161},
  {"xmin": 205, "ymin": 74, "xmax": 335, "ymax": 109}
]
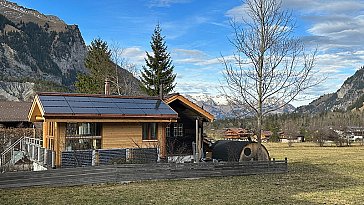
[
  {"xmin": 42, "ymin": 122, "xmax": 169, "ymax": 167},
  {"xmin": 102, "ymin": 122, "xmax": 167, "ymax": 158}
]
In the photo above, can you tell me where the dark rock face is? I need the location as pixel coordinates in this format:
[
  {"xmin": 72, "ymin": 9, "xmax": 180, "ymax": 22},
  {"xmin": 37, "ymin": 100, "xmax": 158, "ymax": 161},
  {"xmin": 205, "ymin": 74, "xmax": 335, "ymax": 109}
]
[
  {"xmin": 0, "ymin": 0, "xmax": 142, "ymax": 100},
  {"xmin": 297, "ymin": 67, "xmax": 364, "ymax": 113}
]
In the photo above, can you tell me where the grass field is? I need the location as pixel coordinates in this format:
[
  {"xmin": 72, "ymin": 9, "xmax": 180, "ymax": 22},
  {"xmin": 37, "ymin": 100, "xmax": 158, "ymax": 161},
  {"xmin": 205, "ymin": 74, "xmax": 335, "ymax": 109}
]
[{"xmin": 1, "ymin": 143, "xmax": 364, "ymax": 205}]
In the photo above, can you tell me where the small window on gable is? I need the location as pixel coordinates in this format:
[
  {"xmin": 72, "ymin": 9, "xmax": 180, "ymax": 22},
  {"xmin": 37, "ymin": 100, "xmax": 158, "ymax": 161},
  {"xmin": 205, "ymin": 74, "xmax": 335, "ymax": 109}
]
[{"xmin": 142, "ymin": 123, "xmax": 158, "ymax": 140}]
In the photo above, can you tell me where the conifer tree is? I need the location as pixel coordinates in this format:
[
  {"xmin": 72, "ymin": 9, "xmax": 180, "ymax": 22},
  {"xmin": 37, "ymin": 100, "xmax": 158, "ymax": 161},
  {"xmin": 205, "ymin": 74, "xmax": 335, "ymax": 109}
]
[
  {"xmin": 140, "ymin": 24, "xmax": 176, "ymax": 96},
  {"xmin": 75, "ymin": 38, "xmax": 113, "ymax": 94}
]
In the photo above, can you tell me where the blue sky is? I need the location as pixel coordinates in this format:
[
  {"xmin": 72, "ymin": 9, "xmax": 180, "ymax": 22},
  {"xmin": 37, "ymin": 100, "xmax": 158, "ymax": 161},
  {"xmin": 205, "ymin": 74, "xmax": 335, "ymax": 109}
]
[{"xmin": 10, "ymin": 0, "xmax": 364, "ymax": 106}]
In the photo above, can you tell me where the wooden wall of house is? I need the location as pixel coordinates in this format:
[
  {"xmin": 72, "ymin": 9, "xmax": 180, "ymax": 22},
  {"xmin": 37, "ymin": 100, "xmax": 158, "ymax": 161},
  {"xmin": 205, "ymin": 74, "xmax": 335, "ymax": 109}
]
[
  {"xmin": 102, "ymin": 122, "xmax": 167, "ymax": 158},
  {"xmin": 43, "ymin": 121, "xmax": 168, "ymax": 166}
]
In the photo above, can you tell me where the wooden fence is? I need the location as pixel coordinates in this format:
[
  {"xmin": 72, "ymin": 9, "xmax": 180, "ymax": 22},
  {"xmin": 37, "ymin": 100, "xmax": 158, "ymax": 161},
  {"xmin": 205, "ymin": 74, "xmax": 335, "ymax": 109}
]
[{"xmin": 0, "ymin": 159, "xmax": 288, "ymax": 188}]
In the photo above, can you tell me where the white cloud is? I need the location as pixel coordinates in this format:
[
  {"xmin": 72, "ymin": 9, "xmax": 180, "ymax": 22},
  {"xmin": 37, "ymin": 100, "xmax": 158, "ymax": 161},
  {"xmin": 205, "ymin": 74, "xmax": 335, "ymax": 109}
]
[
  {"xmin": 122, "ymin": 47, "xmax": 146, "ymax": 65},
  {"xmin": 173, "ymin": 48, "xmax": 222, "ymax": 66},
  {"xmin": 175, "ymin": 81, "xmax": 220, "ymax": 96},
  {"xmin": 149, "ymin": 0, "xmax": 191, "ymax": 7},
  {"xmin": 283, "ymin": 0, "xmax": 364, "ymax": 14}
]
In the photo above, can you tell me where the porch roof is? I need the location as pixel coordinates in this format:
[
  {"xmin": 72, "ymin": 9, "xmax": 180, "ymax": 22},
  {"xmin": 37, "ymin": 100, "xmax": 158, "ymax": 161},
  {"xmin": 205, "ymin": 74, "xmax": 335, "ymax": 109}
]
[
  {"xmin": 164, "ymin": 93, "xmax": 214, "ymax": 122},
  {"xmin": 28, "ymin": 93, "xmax": 178, "ymax": 122}
]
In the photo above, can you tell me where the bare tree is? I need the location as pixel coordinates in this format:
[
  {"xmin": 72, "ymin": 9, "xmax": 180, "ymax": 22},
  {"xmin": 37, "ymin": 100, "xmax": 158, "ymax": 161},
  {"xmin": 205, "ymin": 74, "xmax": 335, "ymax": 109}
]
[
  {"xmin": 110, "ymin": 42, "xmax": 140, "ymax": 95},
  {"xmin": 221, "ymin": 0, "xmax": 321, "ymax": 147}
]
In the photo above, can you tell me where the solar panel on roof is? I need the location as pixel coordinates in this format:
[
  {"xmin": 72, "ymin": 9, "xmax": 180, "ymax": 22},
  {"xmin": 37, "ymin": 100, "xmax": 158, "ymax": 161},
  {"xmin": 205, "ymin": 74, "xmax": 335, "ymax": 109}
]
[
  {"xmin": 158, "ymin": 108, "xmax": 178, "ymax": 115},
  {"xmin": 67, "ymin": 101, "xmax": 94, "ymax": 107},
  {"xmin": 39, "ymin": 95, "xmax": 66, "ymax": 101},
  {"xmin": 72, "ymin": 107, "xmax": 99, "ymax": 114},
  {"xmin": 120, "ymin": 108, "xmax": 146, "ymax": 115},
  {"xmin": 91, "ymin": 102, "xmax": 118, "ymax": 108},
  {"xmin": 142, "ymin": 109, "xmax": 162, "ymax": 115},
  {"xmin": 111, "ymin": 98, "xmax": 136, "ymax": 103},
  {"xmin": 65, "ymin": 96, "xmax": 90, "ymax": 102},
  {"xmin": 96, "ymin": 107, "xmax": 123, "ymax": 114},
  {"xmin": 43, "ymin": 106, "xmax": 73, "ymax": 114},
  {"xmin": 136, "ymin": 103, "xmax": 162, "ymax": 109},
  {"xmin": 90, "ymin": 97, "xmax": 114, "ymax": 102},
  {"xmin": 41, "ymin": 99, "xmax": 69, "ymax": 107},
  {"xmin": 114, "ymin": 102, "xmax": 140, "ymax": 109},
  {"xmin": 132, "ymin": 99, "xmax": 158, "ymax": 104},
  {"xmin": 155, "ymin": 103, "xmax": 170, "ymax": 109},
  {"xmin": 38, "ymin": 94, "xmax": 177, "ymax": 117}
]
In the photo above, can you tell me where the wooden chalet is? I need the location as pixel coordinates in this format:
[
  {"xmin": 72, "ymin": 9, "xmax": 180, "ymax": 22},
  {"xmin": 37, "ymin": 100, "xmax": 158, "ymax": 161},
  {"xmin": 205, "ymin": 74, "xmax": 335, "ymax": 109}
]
[
  {"xmin": 27, "ymin": 92, "xmax": 214, "ymax": 166},
  {"xmin": 164, "ymin": 94, "xmax": 214, "ymax": 157},
  {"xmin": 28, "ymin": 93, "xmax": 178, "ymax": 166},
  {"xmin": 224, "ymin": 128, "xmax": 254, "ymax": 140},
  {"xmin": 261, "ymin": 130, "xmax": 273, "ymax": 142}
]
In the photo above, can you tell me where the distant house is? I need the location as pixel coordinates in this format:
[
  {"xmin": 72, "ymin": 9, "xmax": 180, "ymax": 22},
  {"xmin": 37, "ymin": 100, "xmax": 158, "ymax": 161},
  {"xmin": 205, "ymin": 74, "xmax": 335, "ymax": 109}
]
[
  {"xmin": 0, "ymin": 101, "xmax": 33, "ymax": 128},
  {"xmin": 345, "ymin": 126, "xmax": 364, "ymax": 141},
  {"xmin": 280, "ymin": 135, "xmax": 305, "ymax": 143},
  {"xmin": 261, "ymin": 131, "xmax": 273, "ymax": 142},
  {"xmin": 223, "ymin": 128, "xmax": 254, "ymax": 140},
  {"xmin": 28, "ymin": 92, "xmax": 214, "ymax": 167}
]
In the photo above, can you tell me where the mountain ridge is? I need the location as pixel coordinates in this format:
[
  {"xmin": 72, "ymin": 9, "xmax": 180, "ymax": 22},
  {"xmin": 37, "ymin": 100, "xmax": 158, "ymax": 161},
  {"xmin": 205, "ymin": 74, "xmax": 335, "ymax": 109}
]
[
  {"xmin": 296, "ymin": 66, "xmax": 364, "ymax": 113},
  {"xmin": 184, "ymin": 93, "xmax": 296, "ymax": 119}
]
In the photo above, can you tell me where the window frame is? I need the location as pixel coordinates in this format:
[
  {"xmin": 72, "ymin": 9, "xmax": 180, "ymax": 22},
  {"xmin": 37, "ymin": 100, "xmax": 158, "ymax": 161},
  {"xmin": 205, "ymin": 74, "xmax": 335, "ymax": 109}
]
[{"xmin": 142, "ymin": 123, "xmax": 158, "ymax": 141}]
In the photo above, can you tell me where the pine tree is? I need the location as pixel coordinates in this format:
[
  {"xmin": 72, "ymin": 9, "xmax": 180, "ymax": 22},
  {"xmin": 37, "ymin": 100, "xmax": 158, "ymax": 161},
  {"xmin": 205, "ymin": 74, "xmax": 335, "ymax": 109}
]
[
  {"xmin": 75, "ymin": 38, "xmax": 113, "ymax": 94},
  {"xmin": 140, "ymin": 24, "xmax": 176, "ymax": 96}
]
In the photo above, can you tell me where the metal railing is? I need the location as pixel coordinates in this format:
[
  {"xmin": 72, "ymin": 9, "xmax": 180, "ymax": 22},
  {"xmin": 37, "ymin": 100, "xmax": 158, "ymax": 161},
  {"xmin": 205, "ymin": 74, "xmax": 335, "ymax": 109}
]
[
  {"xmin": 1, "ymin": 136, "xmax": 55, "ymax": 172},
  {"xmin": 0, "ymin": 136, "xmax": 25, "ymax": 170}
]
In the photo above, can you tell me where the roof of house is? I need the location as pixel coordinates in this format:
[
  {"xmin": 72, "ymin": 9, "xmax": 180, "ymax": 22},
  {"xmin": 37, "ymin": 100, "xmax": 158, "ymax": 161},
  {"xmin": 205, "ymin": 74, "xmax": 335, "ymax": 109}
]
[
  {"xmin": 0, "ymin": 101, "xmax": 32, "ymax": 122},
  {"xmin": 28, "ymin": 93, "xmax": 178, "ymax": 122},
  {"xmin": 164, "ymin": 93, "xmax": 214, "ymax": 122}
]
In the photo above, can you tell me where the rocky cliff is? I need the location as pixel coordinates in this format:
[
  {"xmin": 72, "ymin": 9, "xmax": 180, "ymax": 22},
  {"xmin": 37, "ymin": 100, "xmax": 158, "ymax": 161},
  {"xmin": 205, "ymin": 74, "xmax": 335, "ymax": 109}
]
[
  {"xmin": 297, "ymin": 66, "xmax": 364, "ymax": 113},
  {"xmin": 0, "ymin": 0, "xmax": 87, "ymax": 92},
  {"xmin": 0, "ymin": 0, "xmax": 143, "ymax": 101}
]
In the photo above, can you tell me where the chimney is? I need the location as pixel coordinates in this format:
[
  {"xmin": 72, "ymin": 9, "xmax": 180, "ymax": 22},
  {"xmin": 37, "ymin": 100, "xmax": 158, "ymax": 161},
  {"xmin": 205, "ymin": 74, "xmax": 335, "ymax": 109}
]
[
  {"xmin": 159, "ymin": 83, "xmax": 163, "ymax": 100},
  {"xmin": 104, "ymin": 78, "xmax": 110, "ymax": 95}
]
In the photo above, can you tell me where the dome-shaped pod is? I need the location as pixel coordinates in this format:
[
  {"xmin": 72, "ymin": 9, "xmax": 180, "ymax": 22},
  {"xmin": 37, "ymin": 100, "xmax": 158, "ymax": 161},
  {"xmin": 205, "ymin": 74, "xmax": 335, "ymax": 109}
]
[
  {"xmin": 239, "ymin": 143, "xmax": 270, "ymax": 161},
  {"xmin": 212, "ymin": 140, "xmax": 250, "ymax": 162}
]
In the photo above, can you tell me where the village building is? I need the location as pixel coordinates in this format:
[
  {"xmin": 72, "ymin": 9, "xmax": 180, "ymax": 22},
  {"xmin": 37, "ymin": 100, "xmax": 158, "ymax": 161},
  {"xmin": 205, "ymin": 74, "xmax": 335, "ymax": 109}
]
[
  {"xmin": 27, "ymin": 92, "xmax": 214, "ymax": 167},
  {"xmin": 223, "ymin": 128, "xmax": 254, "ymax": 140},
  {"xmin": 0, "ymin": 101, "xmax": 33, "ymax": 128}
]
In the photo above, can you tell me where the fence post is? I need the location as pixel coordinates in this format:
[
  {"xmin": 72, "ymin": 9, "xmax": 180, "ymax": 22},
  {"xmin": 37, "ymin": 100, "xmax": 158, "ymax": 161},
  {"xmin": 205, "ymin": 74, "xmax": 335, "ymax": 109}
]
[
  {"xmin": 92, "ymin": 149, "xmax": 96, "ymax": 166},
  {"xmin": 37, "ymin": 146, "xmax": 41, "ymax": 162},
  {"xmin": 126, "ymin": 148, "xmax": 130, "ymax": 163},
  {"xmin": 51, "ymin": 151, "xmax": 55, "ymax": 168},
  {"xmin": 44, "ymin": 149, "xmax": 47, "ymax": 165},
  {"xmin": 32, "ymin": 145, "xmax": 35, "ymax": 160},
  {"xmin": 285, "ymin": 157, "xmax": 288, "ymax": 172}
]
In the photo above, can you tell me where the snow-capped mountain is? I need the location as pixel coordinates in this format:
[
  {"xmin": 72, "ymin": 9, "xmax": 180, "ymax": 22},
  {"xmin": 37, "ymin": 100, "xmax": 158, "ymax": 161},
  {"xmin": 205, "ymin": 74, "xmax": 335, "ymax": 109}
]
[{"xmin": 184, "ymin": 93, "xmax": 295, "ymax": 119}]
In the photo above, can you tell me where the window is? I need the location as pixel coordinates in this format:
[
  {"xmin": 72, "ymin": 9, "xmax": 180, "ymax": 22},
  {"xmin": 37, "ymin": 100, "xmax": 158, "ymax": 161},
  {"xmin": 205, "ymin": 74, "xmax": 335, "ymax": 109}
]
[
  {"xmin": 173, "ymin": 123, "xmax": 183, "ymax": 137},
  {"xmin": 65, "ymin": 123, "xmax": 101, "ymax": 151},
  {"xmin": 66, "ymin": 123, "xmax": 101, "ymax": 137},
  {"xmin": 166, "ymin": 125, "xmax": 171, "ymax": 138},
  {"xmin": 48, "ymin": 122, "xmax": 54, "ymax": 136},
  {"xmin": 65, "ymin": 138, "xmax": 101, "ymax": 151},
  {"xmin": 142, "ymin": 123, "xmax": 158, "ymax": 140}
]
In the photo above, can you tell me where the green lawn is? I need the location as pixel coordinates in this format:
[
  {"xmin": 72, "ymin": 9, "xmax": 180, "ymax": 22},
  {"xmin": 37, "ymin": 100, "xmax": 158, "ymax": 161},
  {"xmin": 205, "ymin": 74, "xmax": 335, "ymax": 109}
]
[{"xmin": 1, "ymin": 143, "xmax": 364, "ymax": 205}]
